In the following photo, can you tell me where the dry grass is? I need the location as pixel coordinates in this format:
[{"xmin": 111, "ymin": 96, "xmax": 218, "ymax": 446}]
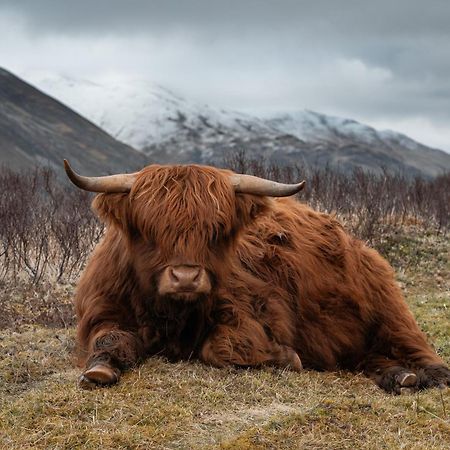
[{"xmin": 0, "ymin": 230, "xmax": 449, "ymax": 449}]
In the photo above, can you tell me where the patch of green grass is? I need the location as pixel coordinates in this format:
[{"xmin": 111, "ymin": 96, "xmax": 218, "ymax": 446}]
[{"xmin": 377, "ymin": 228, "xmax": 449, "ymax": 290}]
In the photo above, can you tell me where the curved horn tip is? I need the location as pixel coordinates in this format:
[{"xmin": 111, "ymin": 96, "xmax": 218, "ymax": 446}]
[
  {"xmin": 63, "ymin": 159, "xmax": 78, "ymax": 183},
  {"xmin": 297, "ymin": 180, "xmax": 306, "ymax": 192},
  {"xmin": 62, "ymin": 159, "xmax": 137, "ymax": 193},
  {"xmin": 63, "ymin": 159, "xmax": 73, "ymax": 173},
  {"xmin": 279, "ymin": 180, "xmax": 306, "ymax": 196},
  {"xmin": 231, "ymin": 173, "xmax": 306, "ymax": 197}
]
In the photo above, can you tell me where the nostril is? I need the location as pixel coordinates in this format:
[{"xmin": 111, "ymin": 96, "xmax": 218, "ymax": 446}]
[
  {"xmin": 192, "ymin": 268, "xmax": 201, "ymax": 282},
  {"xmin": 169, "ymin": 267, "xmax": 180, "ymax": 283}
]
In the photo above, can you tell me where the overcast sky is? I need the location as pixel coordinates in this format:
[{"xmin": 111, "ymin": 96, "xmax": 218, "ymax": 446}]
[{"xmin": 1, "ymin": 0, "xmax": 450, "ymax": 151}]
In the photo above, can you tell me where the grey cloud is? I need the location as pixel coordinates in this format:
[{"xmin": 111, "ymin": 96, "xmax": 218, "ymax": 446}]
[
  {"xmin": 5, "ymin": 0, "xmax": 449, "ymax": 86},
  {"xmin": 0, "ymin": 0, "xmax": 450, "ymax": 149},
  {"xmin": 2, "ymin": 0, "xmax": 450, "ymax": 38}
]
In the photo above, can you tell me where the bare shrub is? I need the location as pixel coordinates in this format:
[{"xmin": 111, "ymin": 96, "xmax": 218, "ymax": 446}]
[{"xmin": 0, "ymin": 166, "xmax": 102, "ymax": 285}]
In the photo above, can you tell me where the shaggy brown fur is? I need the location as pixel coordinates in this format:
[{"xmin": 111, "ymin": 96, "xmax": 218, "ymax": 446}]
[{"xmin": 75, "ymin": 164, "xmax": 450, "ymax": 393}]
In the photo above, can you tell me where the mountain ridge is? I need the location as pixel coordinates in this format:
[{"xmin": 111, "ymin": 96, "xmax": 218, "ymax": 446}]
[{"xmin": 9, "ymin": 70, "xmax": 450, "ymax": 177}]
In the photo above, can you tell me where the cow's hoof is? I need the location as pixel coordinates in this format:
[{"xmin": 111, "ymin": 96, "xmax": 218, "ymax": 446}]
[
  {"xmin": 290, "ymin": 352, "xmax": 303, "ymax": 372},
  {"xmin": 393, "ymin": 371, "xmax": 418, "ymax": 394},
  {"xmin": 393, "ymin": 371, "xmax": 419, "ymax": 395},
  {"xmin": 397, "ymin": 372, "xmax": 417, "ymax": 387},
  {"xmin": 275, "ymin": 346, "xmax": 303, "ymax": 372},
  {"xmin": 377, "ymin": 367, "xmax": 419, "ymax": 394},
  {"xmin": 78, "ymin": 364, "xmax": 119, "ymax": 389}
]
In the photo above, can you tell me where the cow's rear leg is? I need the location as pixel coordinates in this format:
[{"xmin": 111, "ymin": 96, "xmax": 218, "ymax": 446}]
[
  {"xmin": 79, "ymin": 328, "xmax": 145, "ymax": 389},
  {"xmin": 362, "ymin": 353, "xmax": 450, "ymax": 394},
  {"xmin": 200, "ymin": 322, "xmax": 302, "ymax": 372}
]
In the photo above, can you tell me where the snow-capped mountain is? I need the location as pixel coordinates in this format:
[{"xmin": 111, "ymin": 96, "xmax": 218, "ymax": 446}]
[
  {"xmin": 25, "ymin": 72, "xmax": 450, "ymax": 177},
  {"xmin": 25, "ymin": 72, "xmax": 275, "ymax": 148}
]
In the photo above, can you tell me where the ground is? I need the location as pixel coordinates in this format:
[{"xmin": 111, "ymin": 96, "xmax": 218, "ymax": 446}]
[{"xmin": 0, "ymin": 229, "xmax": 449, "ymax": 449}]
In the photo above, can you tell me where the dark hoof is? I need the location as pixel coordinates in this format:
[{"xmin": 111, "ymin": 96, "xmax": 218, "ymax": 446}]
[
  {"xmin": 378, "ymin": 367, "xmax": 419, "ymax": 394},
  {"xmin": 275, "ymin": 346, "xmax": 303, "ymax": 372},
  {"xmin": 397, "ymin": 372, "xmax": 417, "ymax": 387},
  {"xmin": 288, "ymin": 351, "xmax": 303, "ymax": 372},
  {"xmin": 78, "ymin": 364, "xmax": 119, "ymax": 389}
]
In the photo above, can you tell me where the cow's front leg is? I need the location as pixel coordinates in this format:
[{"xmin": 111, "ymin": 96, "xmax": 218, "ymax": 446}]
[
  {"xmin": 200, "ymin": 321, "xmax": 302, "ymax": 372},
  {"xmin": 79, "ymin": 327, "xmax": 145, "ymax": 389}
]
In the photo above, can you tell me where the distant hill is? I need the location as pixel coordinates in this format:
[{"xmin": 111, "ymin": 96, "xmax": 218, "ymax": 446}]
[
  {"xmin": 27, "ymin": 73, "xmax": 450, "ymax": 178},
  {"xmin": 0, "ymin": 68, "xmax": 148, "ymax": 176}
]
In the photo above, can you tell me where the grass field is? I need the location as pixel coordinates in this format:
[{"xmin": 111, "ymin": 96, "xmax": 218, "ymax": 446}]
[{"xmin": 0, "ymin": 229, "xmax": 449, "ymax": 449}]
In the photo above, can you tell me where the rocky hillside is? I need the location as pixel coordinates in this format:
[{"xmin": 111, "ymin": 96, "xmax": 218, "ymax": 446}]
[
  {"xmin": 0, "ymin": 68, "xmax": 147, "ymax": 176},
  {"xmin": 26, "ymin": 73, "xmax": 450, "ymax": 177}
]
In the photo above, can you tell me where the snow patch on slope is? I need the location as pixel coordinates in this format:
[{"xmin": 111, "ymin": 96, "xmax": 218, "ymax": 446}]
[{"xmin": 25, "ymin": 72, "xmax": 278, "ymax": 149}]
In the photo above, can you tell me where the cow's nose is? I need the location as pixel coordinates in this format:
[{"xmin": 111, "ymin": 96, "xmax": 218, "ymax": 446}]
[
  {"xmin": 169, "ymin": 265, "xmax": 201, "ymax": 290},
  {"xmin": 158, "ymin": 264, "xmax": 211, "ymax": 296}
]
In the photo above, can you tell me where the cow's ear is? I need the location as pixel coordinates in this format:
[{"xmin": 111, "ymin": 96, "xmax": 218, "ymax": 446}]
[
  {"xmin": 92, "ymin": 193, "xmax": 130, "ymax": 230},
  {"xmin": 235, "ymin": 194, "xmax": 270, "ymax": 227}
]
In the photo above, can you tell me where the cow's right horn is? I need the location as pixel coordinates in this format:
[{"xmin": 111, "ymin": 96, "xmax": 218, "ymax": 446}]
[
  {"xmin": 64, "ymin": 160, "xmax": 138, "ymax": 193},
  {"xmin": 230, "ymin": 173, "xmax": 306, "ymax": 197}
]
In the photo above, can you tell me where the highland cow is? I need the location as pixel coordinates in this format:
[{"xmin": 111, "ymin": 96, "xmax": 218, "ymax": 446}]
[{"xmin": 64, "ymin": 160, "xmax": 450, "ymax": 393}]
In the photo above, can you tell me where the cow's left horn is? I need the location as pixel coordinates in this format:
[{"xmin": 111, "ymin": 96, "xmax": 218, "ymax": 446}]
[
  {"xmin": 230, "ymin": 174, "xmax": 305, "ymax": 197},
  {"xmin": 64, "ymin": 160, "xmax": 138, "ymax": 193}
]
